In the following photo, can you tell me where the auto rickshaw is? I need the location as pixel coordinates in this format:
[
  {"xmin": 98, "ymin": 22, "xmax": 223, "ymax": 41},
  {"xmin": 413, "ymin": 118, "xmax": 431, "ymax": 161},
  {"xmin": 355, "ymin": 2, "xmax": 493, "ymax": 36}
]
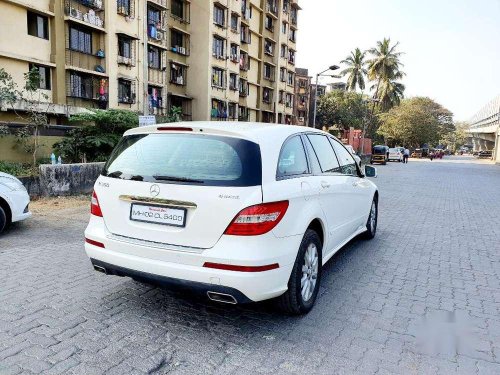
[
  {"xmin": 371, "ymin": 145, "xmax": 389, "ymax": 165},
  {"xmin": 411, "ymin": 149, "xmax": 423, "ymax": 158}
]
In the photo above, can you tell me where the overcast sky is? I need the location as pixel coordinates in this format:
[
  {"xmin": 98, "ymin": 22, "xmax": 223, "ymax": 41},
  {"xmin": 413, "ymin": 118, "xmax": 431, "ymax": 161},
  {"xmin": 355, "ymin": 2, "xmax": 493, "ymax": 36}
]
[{"xmin": 296, "ymin": 0, "xmax": 500, "ymax": 121}]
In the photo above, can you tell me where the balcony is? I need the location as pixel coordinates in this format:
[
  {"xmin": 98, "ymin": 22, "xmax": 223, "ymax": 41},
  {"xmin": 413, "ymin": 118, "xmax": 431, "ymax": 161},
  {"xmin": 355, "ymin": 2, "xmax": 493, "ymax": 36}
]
[
  {"xmin": 66, "ymin": 49, "xmax": 106, "ymax": 73},
  {"xmin": 148, "ymin": 68, "xmax": 166, "ymax": 85},
  {"xmin": 266, "ymin": 1, "xmax": 278, "ymax": 17},
  {"xmin": 66, "ymin": 71, "xmax": 108, "ymax": 109},
  {"xmin": 65, "ymin": 0, "xmax": 105, "ymax": 29}
]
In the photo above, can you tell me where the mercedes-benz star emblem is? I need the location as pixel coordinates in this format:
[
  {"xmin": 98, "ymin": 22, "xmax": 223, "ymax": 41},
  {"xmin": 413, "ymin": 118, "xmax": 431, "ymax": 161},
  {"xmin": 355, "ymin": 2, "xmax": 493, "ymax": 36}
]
[{"xmin": 150, "ymin": 184, "xmax": 160, "ymax": 197}]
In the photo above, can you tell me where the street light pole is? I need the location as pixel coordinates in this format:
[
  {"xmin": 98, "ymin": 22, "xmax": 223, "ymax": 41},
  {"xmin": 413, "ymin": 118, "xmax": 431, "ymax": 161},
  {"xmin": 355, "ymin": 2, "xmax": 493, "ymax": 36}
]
[{"xmin": 312, "ymin": 65, "xmax": 339, "ymax": 128}]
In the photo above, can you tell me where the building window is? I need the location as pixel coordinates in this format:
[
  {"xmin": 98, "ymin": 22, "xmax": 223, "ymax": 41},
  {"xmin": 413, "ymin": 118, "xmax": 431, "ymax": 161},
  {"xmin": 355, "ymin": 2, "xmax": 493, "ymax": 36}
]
[
  {"xmin": 239, "ymin": 78, "xmax": 249, "ymax": 97},
  {"xmin": 280, "ymin": 67, "xmax": 286, "ymax": 82},
  {"xmin": 299, "ymin": 94, "xmax": 307, "ymax": 105},
  {"xmin": 148, "ymin": 46, "xmax": 161, "ymax": 69},
  {"xmin": 240, "ymin": 25, "xmax": 251, "ymax": 44},
  {"xmin": 69, "ymin": 26, "xmax": 92, "ymax": 54},
  {"xmin": 264, "ymin": 39, "xmax": 274, "ymax": 56},
  {"xmin": 212, "ymin": 67, "xmax": 226, "ymax": 88},
  {"xmin": 299, "ymin": 79, "xmax": 306, "ymax": 88},
  {"xmin": 282, "ymin": 21, "xmax": 287, "ymax": 34},
  {"xmin": 211, "ymin": 99, "xmax": 227, "ymax": 119},
  {"xmin": 283, "ymin": 0, "xmax": 290, "ymax": 13},
  {"xmin": 287, "ymin": 71, "xmax": 294, "ymax": 86},
  {"xmin": 118, "ymin": 79, "xmax": 135, "ymax": 104},
  {"xmin": 291, "ymin": 7, "xmax": 298, "ymax": 25},
  {"xmin": 213, "ymin": 5, "xmax": 225, "ymax": 27},
  {"xmin": 230, "ymin": 13, "xmax": 239, "ymax": 32},
  {"xmin": 69, "ymin": 72, "xmax": 94, "ymax": 99},
  {"xmin": 230, "ymin": 44, "xmax": 239, "ymax": 63},
  {"xmin": 228, "ymin": 102, "xmax": 237, "ymax": 120},
  {"xmin": 147, "ymin": 6, "xmax": 163, "ymax": 39},
  {"xmin": 118, "ymin": 37, "xmax": 131, "ymax": 59},
  {"xmin": 28, "ymin": 64, "xmax": 51, "ymax": 90},
  {"xmin": 286, "ymin": 93, "xmax": 293, "ymax": 108},
  {"xmin": 263, "ymin": 87, "xmax": 272, "ymax": 103},
  {"xmin": 117, "ymin": 0, "xmax": 132, "ymax": 16},
  {"xmin": 263, "ymin": 63, "xmax": 275, "ymax": 81},
  {"xmin": 148, "ymin": 86, "xmax": 164, "ymax": 110},
  {"xmin": 27, "ymin": 11, "xmax": 49, "ymax": 40},
  {"xmin": 239, "ymin": 51, "xmax": 250, "ymax": 71},
  {"xmin": 278, "ymin": 90, "xmax": 284, "ymax": 104},
  {"xmin": 280, "ymin": 44, "xmax": 287, "ymax": 58},
  {"xmin": 171, "ymin": 0, "xmax": 184, "ymax": 20},
  {"xmin": 289, "ymin": 29, "xmax": 296, "ymax": 42},
  {"xmin": 288, "ymin": 49, "xmax": 295, "ymax": 64},
  {"xmin": 229, "ymin": 73, "xmax": 238, "ymax": 91},
  {"xmin": 171, "ymin": 30, "xmax": 188, "ymax": 55},
  {"xmin": 212, "ymin": 36, "xmax": 226, "ymax": 59},
  {"xmin": 265, "ymin": 15, "xmax": 274, "ymax": 30},
  {"xmin": 170, "ymin": 63, "xmax": 186, "ymax": 85}
]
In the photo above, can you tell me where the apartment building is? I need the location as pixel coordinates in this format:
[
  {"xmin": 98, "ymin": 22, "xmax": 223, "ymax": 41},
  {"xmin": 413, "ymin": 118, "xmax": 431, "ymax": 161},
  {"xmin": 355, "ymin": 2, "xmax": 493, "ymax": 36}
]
[
  {"xmin": 189, "ymin": 0, "xmax": 300, "ymax": 123},
  {"xmin": 0, "ymin": 0, "xmax": 300, "ymax": 125},
  {"xmin": 293, "ymin": 67, "xmax": 310, "ymax": 126},
  {"xmin": 308, "ymin": 83, "xmax": 326, "ymax": 128}
]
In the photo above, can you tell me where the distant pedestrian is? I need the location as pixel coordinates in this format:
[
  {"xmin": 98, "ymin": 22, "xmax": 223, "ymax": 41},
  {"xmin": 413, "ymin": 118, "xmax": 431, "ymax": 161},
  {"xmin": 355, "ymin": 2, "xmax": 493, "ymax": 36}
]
[{"xmin": 403, "ymin": 148, "xmax": 410, "ymax": 164}]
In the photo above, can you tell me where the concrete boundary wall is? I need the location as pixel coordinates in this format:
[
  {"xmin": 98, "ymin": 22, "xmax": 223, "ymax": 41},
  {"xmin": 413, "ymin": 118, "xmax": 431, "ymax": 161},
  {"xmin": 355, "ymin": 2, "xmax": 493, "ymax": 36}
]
[{"xmin": 20, "ymin": 163, "xmax": 105, "ymax": 197}]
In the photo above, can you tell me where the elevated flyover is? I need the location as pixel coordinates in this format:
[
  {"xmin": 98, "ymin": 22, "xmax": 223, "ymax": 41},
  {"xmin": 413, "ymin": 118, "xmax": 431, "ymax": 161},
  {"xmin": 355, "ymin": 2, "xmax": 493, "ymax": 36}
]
[{"xmin": 467, "ymin": 95, "xmax": 500, "ymax": 163}]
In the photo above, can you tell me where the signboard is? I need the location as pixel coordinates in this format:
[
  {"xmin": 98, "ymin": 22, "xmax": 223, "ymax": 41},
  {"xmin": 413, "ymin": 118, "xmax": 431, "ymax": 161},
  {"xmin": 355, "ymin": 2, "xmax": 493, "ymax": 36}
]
[{"xmin": 139, "ymin": 115, "xmax": 156, "ymax": 127}]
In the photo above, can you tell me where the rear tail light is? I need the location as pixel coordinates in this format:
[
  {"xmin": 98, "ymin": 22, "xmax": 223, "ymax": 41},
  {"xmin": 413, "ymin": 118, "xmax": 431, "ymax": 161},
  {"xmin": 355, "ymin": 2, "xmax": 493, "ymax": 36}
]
[
  {"xmin": 91, "ymin": 190, "xmax": 103, "ymax": 217},
  {"xmin": 224, "ymin": 201, "xmax": 289, "ymax": 236},
  {"xmin": 203, "ymin": 262, "xmax": 279, "ymax": 272}
]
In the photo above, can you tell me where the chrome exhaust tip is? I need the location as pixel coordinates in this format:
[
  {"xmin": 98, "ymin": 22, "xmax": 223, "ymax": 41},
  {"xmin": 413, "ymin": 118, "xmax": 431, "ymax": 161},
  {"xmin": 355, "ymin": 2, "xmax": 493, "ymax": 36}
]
[
  {"xmin": 207, "ymin": 291, "xmax": 237, "ymax": 304},
  {"xmin": 93, "ymin": 265, "xmax": 107, "ymax": 274}
]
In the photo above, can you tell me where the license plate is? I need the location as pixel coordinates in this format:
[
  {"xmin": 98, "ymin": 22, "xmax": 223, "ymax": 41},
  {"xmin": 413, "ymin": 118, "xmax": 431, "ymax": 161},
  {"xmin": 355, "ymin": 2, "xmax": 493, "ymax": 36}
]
[{"xmin": 129, "ymin": 203, "xmax": 187, "ymax": 227}]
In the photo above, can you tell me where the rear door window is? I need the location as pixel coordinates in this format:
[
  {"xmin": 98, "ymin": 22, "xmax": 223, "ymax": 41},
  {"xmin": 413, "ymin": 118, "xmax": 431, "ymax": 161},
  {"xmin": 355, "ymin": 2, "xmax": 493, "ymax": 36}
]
[
  {"xmin": 277, "ymin": 136, "xmax": 309, "ymax": 178},
  {"xmin": 330, "ymin": 138, "xmax": 358, "ymax": 176},
  {"xmin": 306, "ymin": 134, "xmax": 341, "ymax": 174},
  {"xmin": 103, "ymin": 134, "xmax": 262, "ymax": 186}
]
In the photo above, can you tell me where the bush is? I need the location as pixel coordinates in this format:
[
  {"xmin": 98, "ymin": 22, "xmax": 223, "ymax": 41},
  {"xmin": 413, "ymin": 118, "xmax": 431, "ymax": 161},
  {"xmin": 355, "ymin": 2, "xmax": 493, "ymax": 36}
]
[
  {"xmin": 0, "ymin": 161, "xmax": 33, "ymax": 177},
  {"xmin": 54, "ymin": 109, "xmax": 138, "ymax": 163}
]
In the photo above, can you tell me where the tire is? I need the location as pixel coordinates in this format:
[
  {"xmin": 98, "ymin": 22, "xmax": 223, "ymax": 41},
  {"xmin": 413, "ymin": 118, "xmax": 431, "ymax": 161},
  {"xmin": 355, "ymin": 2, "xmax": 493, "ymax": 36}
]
[
  {"xmin": 363, "ymin": 197, "xmax": 378, "ymax": 239},
  {"xmin": 0, "ymin": 206, "xmax": 6, "ymax": 234},
  {"xmin": 278, "ymin": 229, "xmax": 322, "ymax": 315}
]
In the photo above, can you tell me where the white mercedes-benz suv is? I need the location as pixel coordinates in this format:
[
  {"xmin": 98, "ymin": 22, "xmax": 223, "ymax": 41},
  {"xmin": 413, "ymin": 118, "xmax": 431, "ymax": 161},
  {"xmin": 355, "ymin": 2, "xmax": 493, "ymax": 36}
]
[{"xmin": 85, "ymin": 122, "xmax": 378, "ymax": 314}]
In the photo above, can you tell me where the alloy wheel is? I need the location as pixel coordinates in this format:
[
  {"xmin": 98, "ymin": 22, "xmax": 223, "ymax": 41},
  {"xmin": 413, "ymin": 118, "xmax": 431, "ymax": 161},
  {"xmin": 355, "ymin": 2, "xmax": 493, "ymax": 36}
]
[
  {"xmin": 369, "ymin": 201, "xmax": 377, "ymax": 234},
  {"xmin": 301, "ymin": 243, "xmax": 319, "ymax": 302}
]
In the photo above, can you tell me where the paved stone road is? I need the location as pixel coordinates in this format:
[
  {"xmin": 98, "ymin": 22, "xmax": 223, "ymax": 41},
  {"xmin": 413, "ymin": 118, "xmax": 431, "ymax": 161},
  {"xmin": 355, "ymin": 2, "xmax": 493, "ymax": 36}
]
[{"xmin": 1, "ymin": 157, "xmax": 499, "ymax": 374}]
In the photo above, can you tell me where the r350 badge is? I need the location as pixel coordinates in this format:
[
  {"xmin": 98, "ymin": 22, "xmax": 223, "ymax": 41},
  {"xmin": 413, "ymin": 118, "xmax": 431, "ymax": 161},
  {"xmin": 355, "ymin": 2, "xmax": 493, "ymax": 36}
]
[{"xmin": 98, "ymin": 182, "xmax": 110, "ymax": 188}]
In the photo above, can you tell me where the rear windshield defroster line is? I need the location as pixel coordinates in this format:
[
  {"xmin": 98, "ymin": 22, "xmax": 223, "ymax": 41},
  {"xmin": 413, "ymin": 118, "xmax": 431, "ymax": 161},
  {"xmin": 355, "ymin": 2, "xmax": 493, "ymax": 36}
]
[{"xmin": 102, "ymin": 133, "xmax": 263, "ymax": 187}]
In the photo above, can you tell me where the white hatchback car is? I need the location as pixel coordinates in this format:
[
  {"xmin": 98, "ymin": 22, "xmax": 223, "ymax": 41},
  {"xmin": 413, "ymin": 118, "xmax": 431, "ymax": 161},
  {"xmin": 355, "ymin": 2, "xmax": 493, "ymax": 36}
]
[
  {"xmin": 0, "ymin": 172, "xmax": 31, "ymax": 233},
  {"xmin": 85, "ymin": 122, "xmax": 379, "ymax": 314}
]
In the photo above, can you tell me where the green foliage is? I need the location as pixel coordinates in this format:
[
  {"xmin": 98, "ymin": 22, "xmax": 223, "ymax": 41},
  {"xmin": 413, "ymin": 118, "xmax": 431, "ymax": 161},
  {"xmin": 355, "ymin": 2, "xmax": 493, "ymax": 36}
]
[
  {"xmin": 0, "ymin": 125, "xmax": 9, "ymax": 137},
  {"xmin": 340, "ymin": 48, "xmax": 368, "ymax": 91},
  {"xmin": 0, "ymin": 68, "xmax": 17, "ymax": 106},
  {"xmin": 316, "ymin": 90, "xmax": 369, "ymax": 130},
  {"xmin": 157, "ymin": 106, "xmax": 183, "ymax": 123},
  {"xmin": 0, "ymin": 161, "xmax": 35, "ymax": 177},
  {"xmin": 378, "ymin": 97, "xmax": 454, "ymax": 147},
  {"xmin": 366, "ymin": 38, "xmax": 406, "ymax": 111},
  {"xmin": 440, "ymin": 121, "xmax": 470, "ymax": 151},
  {"xmin": 54, "ymin": 110, "xmax": 138, "ymax": 163}
]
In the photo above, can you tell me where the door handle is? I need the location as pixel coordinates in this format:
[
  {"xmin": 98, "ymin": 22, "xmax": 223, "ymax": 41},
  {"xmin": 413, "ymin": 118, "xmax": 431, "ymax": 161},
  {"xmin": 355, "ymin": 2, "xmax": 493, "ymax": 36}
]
[{"xmin": 321, "ymin": 181, "xmax": 330, "ymax": 188}]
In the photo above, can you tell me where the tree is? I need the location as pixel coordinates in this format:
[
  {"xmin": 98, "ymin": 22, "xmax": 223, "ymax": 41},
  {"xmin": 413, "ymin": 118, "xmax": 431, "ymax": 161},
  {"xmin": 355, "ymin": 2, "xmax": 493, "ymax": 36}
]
[
  {"xmin": 54, "ymin": 110, "xmax": 138, "ymax": 163},
  {"xmin": 440, "ymin": 121, "xmax": 469, "ymax": 152},
  {"xmin": 366, "ymin": 38, "xmax": 405, "ymax": 111},
  {"xmin": 340, "ymin": 48, "xmax": 368, "ymax": 92},
  {"xmin": 316, "ymin": 90, "xmax": 369, "ymax": 130},
  {"xmin": 377, "ymin": 97, "xmax": 454, "ymax": 148},
  {"xmin": 0, "ymin": 67, "xmax": 53, "ymax": 169}
]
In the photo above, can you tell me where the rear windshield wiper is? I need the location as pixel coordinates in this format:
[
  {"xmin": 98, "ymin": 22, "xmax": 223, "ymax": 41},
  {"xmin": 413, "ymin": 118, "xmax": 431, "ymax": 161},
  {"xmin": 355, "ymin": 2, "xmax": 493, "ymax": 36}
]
[
  {"xmin": 153, "ymin": 175, "xmax": 205, "ymax": 184},
  {"xmin": 106, "ymin": 171, "xmax": 123, "ymax": 178}
]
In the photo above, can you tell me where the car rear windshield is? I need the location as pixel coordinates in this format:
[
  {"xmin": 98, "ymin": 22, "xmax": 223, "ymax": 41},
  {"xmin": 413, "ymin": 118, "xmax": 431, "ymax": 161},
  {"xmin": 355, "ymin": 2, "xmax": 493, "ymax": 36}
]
[
  {"xmin": 389, "ymin": 148, "xmax": 397, "ymax": 152},
  {"xmin": 102, "ymin": 133, "xmax": 262, "ymax": 187}
]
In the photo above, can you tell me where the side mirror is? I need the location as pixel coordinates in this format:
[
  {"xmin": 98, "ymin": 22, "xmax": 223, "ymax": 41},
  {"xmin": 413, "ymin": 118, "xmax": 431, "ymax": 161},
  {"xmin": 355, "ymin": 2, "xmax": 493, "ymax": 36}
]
[{"xmin": 365, "ymin": 165, "xmax": 377, "ymax": 178}]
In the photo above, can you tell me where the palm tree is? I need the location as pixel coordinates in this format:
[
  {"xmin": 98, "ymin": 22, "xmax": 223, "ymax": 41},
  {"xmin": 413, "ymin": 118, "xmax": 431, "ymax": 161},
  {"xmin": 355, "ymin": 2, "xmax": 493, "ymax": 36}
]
[
  {"xmin": 340, "ymin": 48, "xmax": 367, "ymax": 91},
  {"xmin": 366, "ymin": 38, "xmax": 405, "ymax": 110}
]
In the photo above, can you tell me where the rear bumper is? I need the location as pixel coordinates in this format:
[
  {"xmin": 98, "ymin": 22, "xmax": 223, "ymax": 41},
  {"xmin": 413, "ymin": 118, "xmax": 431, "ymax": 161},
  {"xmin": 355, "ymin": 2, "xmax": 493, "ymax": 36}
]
[
  {"xmin": 90, "ymin": 258, "xmax": 253, "ymax": 303},
  {"xmin": 85, "ymin": 216, "xmax": 299, "ymax": 302}
]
